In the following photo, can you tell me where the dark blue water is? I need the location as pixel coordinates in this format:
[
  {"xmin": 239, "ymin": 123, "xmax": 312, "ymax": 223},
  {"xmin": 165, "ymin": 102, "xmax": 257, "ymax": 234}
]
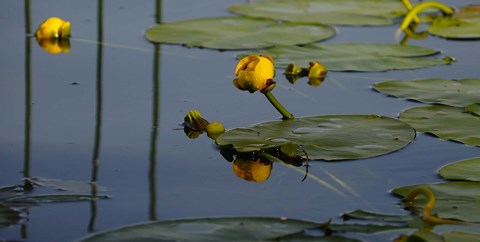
[{"xmin": 1, "ymin": 0, "xmax": 478, "ymax": 241}]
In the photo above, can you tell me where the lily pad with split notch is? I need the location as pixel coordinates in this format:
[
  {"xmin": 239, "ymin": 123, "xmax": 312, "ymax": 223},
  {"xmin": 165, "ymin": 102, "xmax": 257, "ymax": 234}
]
[
  {"xmin": 249, "ymin": 43, "xmax": 452, "ymax": 72},
  {"xmin": 228, "ymin": 0, "xmax": 406, "ymax": 26},
  {"xmin": 400, "ymin": 105, "xmax": 480, "ymax": 146},
  {"xmin": 428, "ymin": 4, "xmax": 480, "ymax": 39},
  {"xmin": 373, "ymin": 78, "xmax": 480, "ymax": 107},
  {"xmin": 145, "ymin": 16, "xmax": 335, "ymax": 50},
  {"xmin": 216, "ymin": 115, "xmax": 415, "ymax": 161}
]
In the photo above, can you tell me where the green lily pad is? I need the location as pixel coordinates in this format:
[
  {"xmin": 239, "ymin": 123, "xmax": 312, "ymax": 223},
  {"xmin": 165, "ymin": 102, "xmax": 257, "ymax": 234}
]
[
  {"xmin": 6, "ymin": 194, "xmax": 109, "ymax": 205},
  {"xmin": 76, "ymin": 217, "xmax": 321, "ymax": 242},
  {"xmin": 145, "ymin": 16, "xmax": 335, "ymax": 50},
  {"xmin": 216, "ymin": 115, "xmax": 415, "ymax": 161},
  {"xmin": 465, "ymin": 103, "xmax": 480, "ymax": 116},
  {"xmin": 444, "ymin": 231, "xmax": 480, "ymax": 242},
  {"xmin": 392, "ymin": 182, "xmax": 480, "ymax": 223},
  {"xmin": 428, "ymin": 4, "xmax": 480, "ymax": 39},
  {"xmin": 252, "ymin": 43, "xmax": 452, "ymax": 72},
  {"xmin": 438, "ymin": 157, "xmax": 480, "ymax": 181},
  {"xmin": 229, "ymin": 0, "xmax": 406, "ymax": 26},
  {"xmin": 399, "ymin": 105, "xmax": 480, "ymax": 146},
  {"xmin": 373, "ymin": 79, "xmax": 480, "ymax": 107}
]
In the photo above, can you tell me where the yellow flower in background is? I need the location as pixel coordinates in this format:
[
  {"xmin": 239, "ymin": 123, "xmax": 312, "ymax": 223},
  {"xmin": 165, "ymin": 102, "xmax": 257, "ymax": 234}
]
[
  {"xmin": 35, "ymin": 17, "xmax": 71, "ymax": 39},
  {"xmin": 35, "ymin": 38, "xmax": 70, "ymax": 54},
  {"xmin": 233, "ymin": 54, "xmax": 276, "ymax": 93},
  {"xmin": 233, "ymin": 158, "xmax": 272, "ymax": 182},
  {"xmin": 307, "ymin": 61, "xmax": 327, "ymax": 86}
]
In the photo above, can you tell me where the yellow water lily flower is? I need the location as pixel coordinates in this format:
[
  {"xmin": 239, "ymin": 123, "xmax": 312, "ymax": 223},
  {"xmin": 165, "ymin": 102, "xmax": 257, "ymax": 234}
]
[
  {"xmin": 36, "ymin": 38, "xmax": 70, "ymax": 54},
  {"xmin": 35, "ymin": 17, "xmax": 71, "ymax": 39},
  {"xmin": 233, "ymin": 54, "xmax": 276, "ymax": 93},
  {"xmin": 307, "ymin": 61, "xmax": 327, "ymax": 86},
  {"xmin": 233, "ymin": 158, "xmax": 272, "ymax": 182}
]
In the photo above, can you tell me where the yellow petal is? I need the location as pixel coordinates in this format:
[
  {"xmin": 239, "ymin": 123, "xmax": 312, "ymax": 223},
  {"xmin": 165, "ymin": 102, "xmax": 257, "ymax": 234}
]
[
  {"xmin": 235, "ymin": 55, "xmax": 259, "ymax": 75},
  {"xmin": 35, "ymin": 17, "xmax": 70, "ymax": 39},
  {"xmin": 233, "ymin": 158, "xmax": 272, "ymax": 182}
]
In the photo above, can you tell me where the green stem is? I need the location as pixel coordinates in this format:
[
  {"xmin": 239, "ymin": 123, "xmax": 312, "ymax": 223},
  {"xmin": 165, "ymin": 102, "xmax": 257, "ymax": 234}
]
[
  {"xmin": 264, "ymin": 91, "xmax": 294, "ymax": 120},
  {"xmin": 400, "ymin": 1, "xmax": 454, "ymax": 31}
]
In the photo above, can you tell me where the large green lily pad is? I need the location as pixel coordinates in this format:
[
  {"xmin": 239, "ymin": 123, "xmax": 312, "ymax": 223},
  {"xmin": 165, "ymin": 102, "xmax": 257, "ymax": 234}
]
[
  {"xmin": 216, "ymin": 115, "xmax": 415, "ymax": 161},
  {"xmin": 76, "ymin": 217, "xmax": 322, "ymax": 242},
  {"xmin": 399, "ymin": 105, "xmax": 480, "ymax": 146},
  {"xmin": 373, "ymin": 79, "xmax": 480, "ymax": 107},
  {"xmin": 253, "ymin": 43, "xmax": 452, "ymax": 72},
  {"xmin": 465, "ymin": 103, "xmax": 480, "ymax": 116},
  {"xmin": 145, "ymin": 16, "xmax": 335, "ymax": 50},
  {"xmin": 428, "ymin": 4, "xmax": 480, "ymax": 39},
  {"xmin": 229, "ymin": 0, "xmax": 406, "ymax": 26},
  {"xmin": 438, "ymin": 157, "xmax": 480, "ymax": 181},
  {"xmin": 392, "ymin": 182, "xmax": 480, "ymax": 223}
]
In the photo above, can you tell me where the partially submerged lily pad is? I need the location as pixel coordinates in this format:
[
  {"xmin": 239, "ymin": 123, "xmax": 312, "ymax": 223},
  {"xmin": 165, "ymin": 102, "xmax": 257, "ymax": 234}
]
[
  {"xmin": 438, "ymin": 157, "xmax": 480, "ymax": 181},
  {"xmin": 428, "ymin": 4, "xmax": 480, "ymax": 39},
  {"xmin": 392, "ymin": 182, "xmax": 480, "ymax": 223},
  {"xmin": 252, "ymin": 43, "xmax": 452, "ymax": 72},
  {"xmin": 145, "ymin": 16, "xmax": 335, "ymax": 50},
  {"xmin": 229, "ymin": 0, "xmax": 406, "ymax": 26},
  {"xmin": 76, "ymin": 217, "xmax": 322, "ymax": 242},
  {"xmin": 373, "ymin": 78, "xmax": 480, "ymax": 107},
  {"xmin": 216, "ymin": 115, "xmax": 415, "ymax": 161},
  {"xmin": 399, "ymin": 105, "xmax": 480, "ymax": 146}
]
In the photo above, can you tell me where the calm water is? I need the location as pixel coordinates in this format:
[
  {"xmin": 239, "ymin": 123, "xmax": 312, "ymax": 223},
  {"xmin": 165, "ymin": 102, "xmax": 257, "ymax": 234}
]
[{"xmin": 1, "ymin": 0, "xmax": 479, "ymax": 241}]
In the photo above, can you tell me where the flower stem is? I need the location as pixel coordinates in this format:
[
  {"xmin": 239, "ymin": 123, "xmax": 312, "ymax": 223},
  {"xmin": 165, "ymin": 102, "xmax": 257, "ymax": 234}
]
[
  {"xmin": 400, "ymin": 1, "xmax": 454, "ymax": 31},
  {"xmin": 264, "ymin": 91, "xmax": 294, "ymax": 120}
]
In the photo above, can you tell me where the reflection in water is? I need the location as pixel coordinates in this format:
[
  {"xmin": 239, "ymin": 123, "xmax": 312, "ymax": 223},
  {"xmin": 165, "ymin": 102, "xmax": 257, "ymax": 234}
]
[
  {"xmin": 35, "ymin": 38, "xmax": 71, "ymax": 54},
  {"xmin": 149, "ymin": 0, "xmax": 163, "ymax": 221},
  {"xmin": 89, "ymin": 0, "xmax": 103, "ymax": 233},
  {"xmin": 220, "ymin": 147, "xmax": 305, "ymax": 182},
  {"xmin": 22, "ymin": 0, "xmax": 31, "ymax": 238}
]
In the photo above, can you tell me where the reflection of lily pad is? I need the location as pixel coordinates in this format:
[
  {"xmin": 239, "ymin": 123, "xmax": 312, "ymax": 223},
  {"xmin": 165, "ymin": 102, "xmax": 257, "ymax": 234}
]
[
  {"xmin": 373, "ymin": 79, "xmax": 480, "ymax": 107},
  {"xmin": 229, "ymin": 0, "xmax": 405, "ymax": 26},
  {"xmin": 253, "ymin": 43, "xmax": 452, "ymax": 72},
  {"xmin": 438, "ymin": 157, "xmax": 480, "ymax": 181},
  {"xmin": 0, "ymin": 203, "xmax": 21, "ymax": 227},
  {"xmin": 428, "ymin": 4, "xmax": 480, "ymax": 39},
  {"xmin": 145, "ymin": 16, "xmax": 335, "ymax": 50},
  {"xmin": 399, "ymin": 105, "xmax": 480, "ymax": 146},
  {"xmin": 393, "ymin": 182, "xmax": 480, "ymax": 222},
  {"xmin": 77, "ymin": 217, "xmax": 321, "ymax": 242},
  {"xmin": 216, "ymin": 115, "xmax": 415, "ymax": 161}
]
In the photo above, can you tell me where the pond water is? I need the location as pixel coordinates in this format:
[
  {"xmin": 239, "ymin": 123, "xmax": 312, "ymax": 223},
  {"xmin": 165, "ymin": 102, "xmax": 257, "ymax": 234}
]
[{"xmin": 1, "ymin": 0, "xmax": 479, "ymax": 241}]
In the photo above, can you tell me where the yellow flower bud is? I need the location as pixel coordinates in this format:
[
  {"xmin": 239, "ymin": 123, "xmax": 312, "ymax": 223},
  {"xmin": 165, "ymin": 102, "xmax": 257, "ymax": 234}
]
[
  {"xmin": 35, "ymin": 17, "xmax": 71, "ymax": 39},
  {"xmin": 184, "ymin": 110, "xmax": 209, "ymax": 131},
  {"xmin": 233, "ymin": 158, "xmax": 272, "ymax": 182},
  {"xmin": 307, "ymin": 61, "xmax": 327, "ymax": 87},
  {"xmin": 206, "ymin": 121, "xmax": 225, "ymax": 140},
  {"xmin": 233, "ymin": 54, "xmax": 276, "ymax": 93}
]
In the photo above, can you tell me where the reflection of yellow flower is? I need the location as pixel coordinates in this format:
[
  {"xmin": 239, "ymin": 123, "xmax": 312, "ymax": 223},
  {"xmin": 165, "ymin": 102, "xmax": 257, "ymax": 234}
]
[
  {"xmin": 36, "ymin": 38, "xmax": 71, "ymax": 54},
  {"xmin": 233, "ymin": 158, "xmax": 272, "ymax": 182},
  {"xmin": 233, "ymin": 54, "xmax": 276, "ymax": 93},
  {"xmin": 35, "ymin": 17, "xmax": 71, "ymax": 39}
]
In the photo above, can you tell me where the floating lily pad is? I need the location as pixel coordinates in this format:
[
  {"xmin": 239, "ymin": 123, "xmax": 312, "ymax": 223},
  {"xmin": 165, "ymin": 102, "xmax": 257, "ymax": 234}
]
[
  {"xmin": 5, "ymin": 194, "xmax": 109, "ymax": 205},
  {"xmin": 145, "ymin": 16, "xmax": 335, "ymax": 50},
  {"xmin": 26, "ymin": 177, "xmax": 106, "ymax": 193},
  {"xmin": 252, "ymin": 43, "xmax": 452, "ymax": 72},
  {"xmin": 399, "ymin": 105, "xmax": 480, "ymax": 146},
  {"xmin": 216, "ymin": 115, "xmax": 415, "ymax": 161},
  {"xmin": 438, "ymin": 157, "xmax": 480, "ymax": 181},
  {"xmin": 392, "ymin": 182, "xmax": 480, "ymax": 223},
  {"xmin": 373, "ymin": 79, "xmax": 480, "ymax": 107},
  {"xmin": 229, "ymin": 0, "xmax": 406, "ymax": 26},
  {"xmin": 76, "ymin": 217, "xmax": 321, "ymax": 242},
  {"xmin": 428, "ymin": 4, "xmax": 480, "ymax": 39},
  {"xmin": 465, "ymin": 103, "xmax": 480, "ymax": 116}
]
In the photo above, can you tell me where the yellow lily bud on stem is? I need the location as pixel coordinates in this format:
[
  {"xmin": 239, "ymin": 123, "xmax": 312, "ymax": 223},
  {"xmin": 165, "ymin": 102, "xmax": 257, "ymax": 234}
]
[{"xmin": 233, "ymin": 54, "xmax": 294, "ymax": 120}]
